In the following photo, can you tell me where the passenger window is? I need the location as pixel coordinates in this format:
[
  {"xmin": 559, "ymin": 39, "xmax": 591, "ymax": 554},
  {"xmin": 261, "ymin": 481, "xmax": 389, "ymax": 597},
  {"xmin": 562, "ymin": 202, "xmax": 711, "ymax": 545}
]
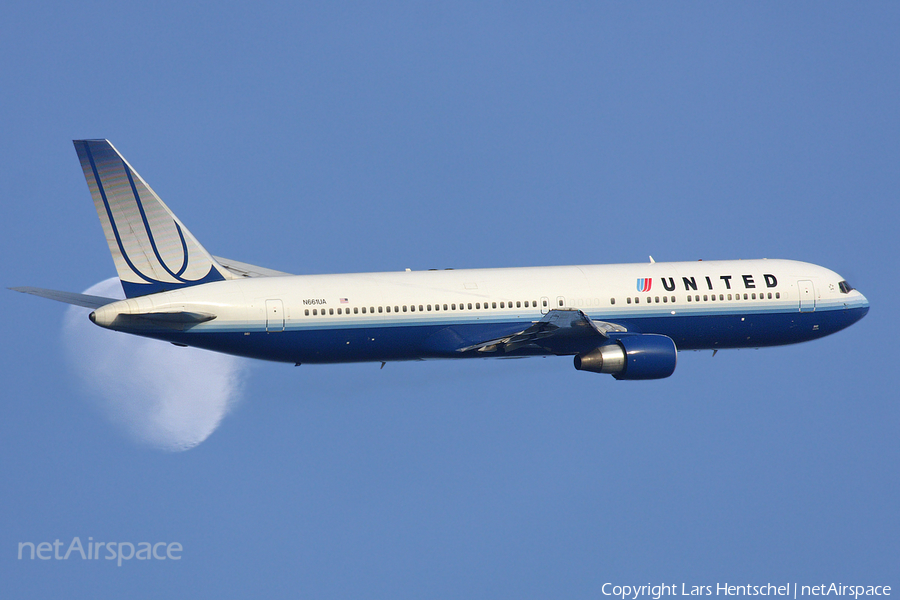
[
  {"xmin": 419, "ymin": 305, "xmax": 424, "ymax": 311},
  {"xmin": 312, "ymin": 309, "xmax": 317, "ymax": 315},
  {"xmin": 662, "ymin": 296, "xmax": 667, "ymax": 303},
  {"xmin": 329, "ymin": 308, "xmax": 334, "ymax": 315},
  {"xmin": 776, "ymin": 292, "xmax": 780, "ymax": 299},
  {"xmin": 386, "ymin": 306, "xmax": 391, "ymax": 313},
  {"xmin": 305, "ymin": 309, "xmax": 310, "ymax": 316},
  {"xmin": 468, "ymin": 303, "xmax": 473, "ymax": 309},
  {"xmin": 492, "ymin": 302, "xmax": 497, "ymax": 309},
  {"xmin": 395, "ymin": 306, "xmax": 399, "ymax": 313},
  {"xmin": 443, "ymin": 304, "xmax": 448, "ymax": 310},
  {"xmin": 403, "ymin": 306, "xmax": 407, "ymax": 312},
  {"xmin": 627, "ymin": 298, "xmax": 632, "ymax": 304},
  {"xmin": 611, "ymin": 298, "xmax": 616, "ymax": 305}
]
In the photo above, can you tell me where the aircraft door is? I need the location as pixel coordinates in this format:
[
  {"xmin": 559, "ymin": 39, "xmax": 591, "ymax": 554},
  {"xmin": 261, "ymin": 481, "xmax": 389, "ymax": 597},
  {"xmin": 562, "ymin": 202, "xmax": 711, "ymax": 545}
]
[
  {"xmin": 798, "ymin": 280, "xmax": 815, "ymax": 312},
  {"xmin": 266, "ymin": 299, "xmax": 285, "ymax": 332}
]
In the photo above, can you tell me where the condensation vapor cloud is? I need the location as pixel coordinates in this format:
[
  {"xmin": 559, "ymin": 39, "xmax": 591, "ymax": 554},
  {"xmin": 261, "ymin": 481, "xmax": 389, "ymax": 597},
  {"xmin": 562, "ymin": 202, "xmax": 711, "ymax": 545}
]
[{"xmin": 62, "ymin": 278, "xmax": 248, "ymax": 451}]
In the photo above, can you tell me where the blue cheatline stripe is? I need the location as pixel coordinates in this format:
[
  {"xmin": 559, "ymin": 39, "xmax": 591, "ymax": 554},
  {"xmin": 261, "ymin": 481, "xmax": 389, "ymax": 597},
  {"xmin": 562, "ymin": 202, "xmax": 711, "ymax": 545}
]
[
  {"xmin": 123, "ymin": 163, "xmax": 191, "ymax": 279},
  {"xmin": 129, "ymin": 305, "xmax": 868, "ymax": 364}
]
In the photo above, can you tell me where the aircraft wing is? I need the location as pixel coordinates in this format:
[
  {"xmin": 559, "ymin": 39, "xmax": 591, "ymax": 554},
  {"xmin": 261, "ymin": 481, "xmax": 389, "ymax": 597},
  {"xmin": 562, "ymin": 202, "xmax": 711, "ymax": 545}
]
[
  {"xmin": 212, "ymin": 256, "xmax": 294, "ymax": 278},
  {"xmin": 457, "ymin": 309, "xmax": 627, "ymax": 354}
]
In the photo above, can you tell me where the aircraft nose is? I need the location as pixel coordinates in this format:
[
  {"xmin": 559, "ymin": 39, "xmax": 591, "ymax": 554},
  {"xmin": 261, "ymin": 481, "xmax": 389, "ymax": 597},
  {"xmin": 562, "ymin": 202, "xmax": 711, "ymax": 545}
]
[{"xmin": 853, "ymin": 290, "xmax": 869, "ymax": 320}]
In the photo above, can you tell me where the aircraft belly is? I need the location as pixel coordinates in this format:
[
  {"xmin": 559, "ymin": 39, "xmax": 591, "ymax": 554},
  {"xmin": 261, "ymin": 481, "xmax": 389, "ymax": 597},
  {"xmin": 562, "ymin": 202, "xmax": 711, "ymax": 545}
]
[
  {"xmin": 137, "ymin": 304, "xmax": 867, "ymax": 363},
  {"xmin": 621, "ymin": 306, "xmax": 868, "ymax": 350}
]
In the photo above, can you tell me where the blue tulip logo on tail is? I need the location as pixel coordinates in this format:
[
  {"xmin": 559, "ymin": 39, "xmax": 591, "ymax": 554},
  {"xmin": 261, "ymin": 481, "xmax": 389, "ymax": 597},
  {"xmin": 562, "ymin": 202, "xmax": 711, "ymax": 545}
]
[
  {"xmin": 73, "ymin": 140, "xmax": 232, "ymax": 298},
  {"xmin": 636, "ymin": 278, "xmax": 652, "ymax": 293}
]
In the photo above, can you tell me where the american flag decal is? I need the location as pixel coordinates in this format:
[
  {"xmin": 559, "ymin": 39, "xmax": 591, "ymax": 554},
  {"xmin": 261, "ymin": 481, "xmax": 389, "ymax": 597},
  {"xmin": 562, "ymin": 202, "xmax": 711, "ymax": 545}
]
[
  {"xmin": 339, "ymin": 298, "xmax": 348, "ymax": 304},
  {"xmin": 636, "ymin": 278, "xmax": 652, "ymax": 293}
]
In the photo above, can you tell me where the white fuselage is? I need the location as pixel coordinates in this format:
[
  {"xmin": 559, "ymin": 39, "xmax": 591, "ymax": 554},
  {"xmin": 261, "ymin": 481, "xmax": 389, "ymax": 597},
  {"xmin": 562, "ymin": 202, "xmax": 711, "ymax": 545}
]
[{"xmin": 89, "ymin": 258, "xmax": 869, "ymax": 366}]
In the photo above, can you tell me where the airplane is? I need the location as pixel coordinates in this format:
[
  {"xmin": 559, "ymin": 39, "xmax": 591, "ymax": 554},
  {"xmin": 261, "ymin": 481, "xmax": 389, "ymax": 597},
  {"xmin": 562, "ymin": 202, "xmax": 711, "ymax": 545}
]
[{"xmin": 11, "ymin": 140, "xmax": 869, "ymax": 379}]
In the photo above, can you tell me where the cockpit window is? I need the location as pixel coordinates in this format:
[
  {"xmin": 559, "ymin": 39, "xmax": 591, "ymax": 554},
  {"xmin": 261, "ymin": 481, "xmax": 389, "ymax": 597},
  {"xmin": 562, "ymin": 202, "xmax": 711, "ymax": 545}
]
[{"xmin": 838, "ymin": 280, "xmax": 854, "ymax": 294}]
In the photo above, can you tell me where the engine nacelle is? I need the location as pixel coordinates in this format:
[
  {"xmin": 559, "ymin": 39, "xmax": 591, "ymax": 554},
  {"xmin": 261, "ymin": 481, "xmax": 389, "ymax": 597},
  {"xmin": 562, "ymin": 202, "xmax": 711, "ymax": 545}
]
[{"xmin": 574, "ymin": 334, "xmax": 677, "ymax": 380}]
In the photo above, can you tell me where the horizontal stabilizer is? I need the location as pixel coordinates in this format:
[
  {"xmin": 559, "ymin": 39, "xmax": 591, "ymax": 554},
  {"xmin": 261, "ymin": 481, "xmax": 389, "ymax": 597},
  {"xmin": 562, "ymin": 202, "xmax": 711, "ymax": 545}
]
[
  {"xmin": 10, "ymin": 286, "xmax": 117, "ymax": 309},
  {"xmin": 132, "ymin": 311, "xmax": 217, "ymax": 324},
  {"xmin": 89, "ymin": 309, "xmax": 216, "ymax": 331},
  {"xmin": 212, "ymin": 256, "xmax": 293, "ymax": 278}
]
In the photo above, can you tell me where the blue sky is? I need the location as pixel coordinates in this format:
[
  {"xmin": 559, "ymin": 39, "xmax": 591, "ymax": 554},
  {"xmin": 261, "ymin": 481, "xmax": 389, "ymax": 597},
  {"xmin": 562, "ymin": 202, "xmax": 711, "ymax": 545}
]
[{"xmin": 2, "ymin": 2, "xmax": 898, "ymax": 598}]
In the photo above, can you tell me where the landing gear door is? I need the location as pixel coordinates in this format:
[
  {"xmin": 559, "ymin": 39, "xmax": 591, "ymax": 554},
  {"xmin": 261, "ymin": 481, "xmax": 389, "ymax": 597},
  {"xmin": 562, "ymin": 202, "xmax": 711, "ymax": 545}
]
[{"xmin": 798, "ymin": 280, "xmax": 816, "ymax": 312}]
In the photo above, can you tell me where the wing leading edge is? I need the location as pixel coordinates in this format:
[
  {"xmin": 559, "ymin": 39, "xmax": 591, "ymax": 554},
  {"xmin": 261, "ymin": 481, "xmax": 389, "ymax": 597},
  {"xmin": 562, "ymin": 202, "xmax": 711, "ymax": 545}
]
[{"xmin": 457, "ymin": 309, "xmax": 627, "ymax": 354}]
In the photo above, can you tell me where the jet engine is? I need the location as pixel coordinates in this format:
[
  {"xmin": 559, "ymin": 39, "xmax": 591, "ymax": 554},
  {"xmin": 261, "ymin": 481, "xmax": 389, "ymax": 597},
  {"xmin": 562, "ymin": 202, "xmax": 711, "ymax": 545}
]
[{"xmin": 574, "ymin": 334, "xmax": 677, "ymax": 380}]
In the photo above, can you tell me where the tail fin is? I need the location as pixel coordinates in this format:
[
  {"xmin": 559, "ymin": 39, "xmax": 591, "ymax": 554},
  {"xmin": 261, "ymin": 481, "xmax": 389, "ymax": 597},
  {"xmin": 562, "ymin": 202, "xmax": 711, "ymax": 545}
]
[{"xmin": 74, "ymin": 140, "xmax": 233, "ymax": 298}]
